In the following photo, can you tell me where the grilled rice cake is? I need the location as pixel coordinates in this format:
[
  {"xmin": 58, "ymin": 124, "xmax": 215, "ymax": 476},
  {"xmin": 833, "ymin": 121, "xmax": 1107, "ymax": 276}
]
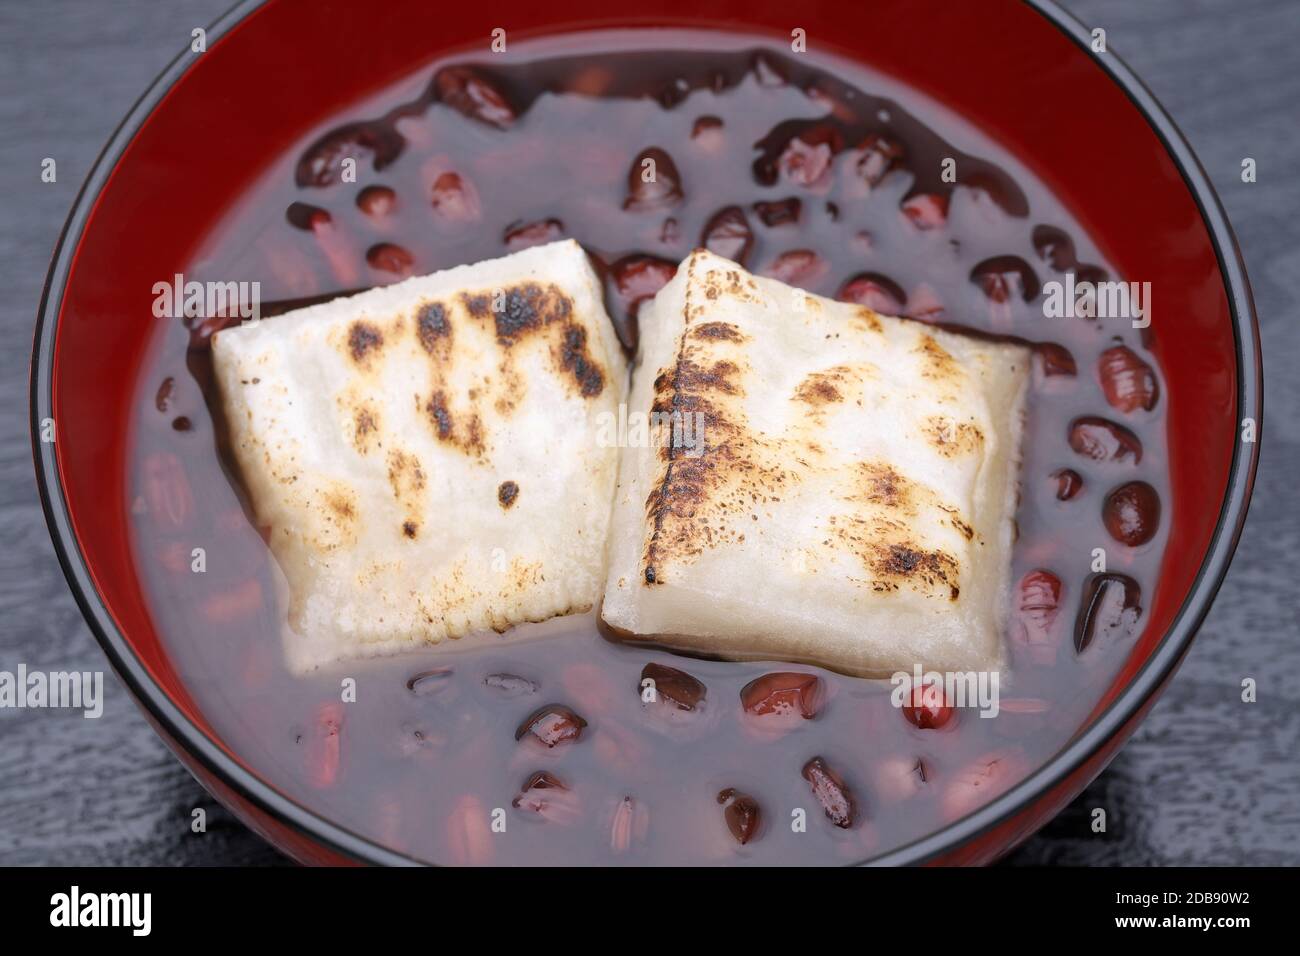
[
  {"xmin": 601, "ymin": 249, "xmax": 1029, "ymax": 676},
  {"xmin": 213, "ymin": 240, "xmax": 626, "ymax": 672}
]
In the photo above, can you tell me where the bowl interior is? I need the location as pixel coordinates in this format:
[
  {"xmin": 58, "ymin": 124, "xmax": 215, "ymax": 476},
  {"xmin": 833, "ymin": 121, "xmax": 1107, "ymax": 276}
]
[{"xmin": 42, "ymin": 0, "xmax": 1242, "ymax": 855}]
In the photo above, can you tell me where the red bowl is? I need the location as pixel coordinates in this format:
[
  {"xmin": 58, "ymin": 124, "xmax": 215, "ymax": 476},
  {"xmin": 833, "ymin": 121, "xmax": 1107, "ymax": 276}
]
[{"xmin": 31, "ymin": 0, "xmax": 1261, "ymax": 865}]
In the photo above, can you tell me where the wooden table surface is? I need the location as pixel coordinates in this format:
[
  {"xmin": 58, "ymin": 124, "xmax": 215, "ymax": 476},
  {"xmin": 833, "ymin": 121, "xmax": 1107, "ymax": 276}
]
[{"xmin": 1, "ymin": 0, "xmax": 1295, "ymax": 866}]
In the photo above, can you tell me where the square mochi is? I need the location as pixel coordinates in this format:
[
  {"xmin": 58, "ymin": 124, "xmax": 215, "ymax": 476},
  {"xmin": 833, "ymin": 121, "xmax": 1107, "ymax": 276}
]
[
  {"xmin": 213, "ymin": 240, "xmax": 626, "ymax": 672},
  {"xmin": 601, "ymin": 249, "xmax": 1029, "ymax": 677}
]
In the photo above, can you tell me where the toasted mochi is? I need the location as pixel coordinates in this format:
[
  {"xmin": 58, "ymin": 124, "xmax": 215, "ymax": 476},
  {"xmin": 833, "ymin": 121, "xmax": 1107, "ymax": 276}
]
[
  {"xmin": 213, "ymin": 240, "xmax": 626, "ymax": 672},
  {"xmin": 601, "ymin": 250, "xmax": 1029, "ymax": 677}
]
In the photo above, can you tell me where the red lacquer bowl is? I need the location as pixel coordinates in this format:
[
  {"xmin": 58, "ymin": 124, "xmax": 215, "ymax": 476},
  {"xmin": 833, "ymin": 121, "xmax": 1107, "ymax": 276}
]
[{"xmin": 30, "ymin": 0, "xmax": 1261, "ymax": 865}]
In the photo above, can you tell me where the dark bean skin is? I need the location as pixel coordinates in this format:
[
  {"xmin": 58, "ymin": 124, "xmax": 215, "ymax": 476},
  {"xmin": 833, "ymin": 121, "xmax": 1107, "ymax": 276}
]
[
  {"xmin": 1097, "ymin": 344, "xmax": 1159, "ymax": 413},
  {"xmin": 837, "ymin": 273, "xmax": 906, "ymax": 314},
  {"xmin": 1036, "ymin": 343, "xmax": 1077, "ymax": 378},
  {"xmin": 515, "ymin": 704, "xmax": 587, "ymax": 747},
  {"xmin": 1031, "ymin": 224, "xmax": 1076, "ymax": 271},
  {"xmin": 1018, "ymin": 569, "xmax": 1063, "ymax": 646},
  {"xmin": 356, "ymin": 185, "xmax": 397, "ymax": 218},
  {"xmin": 295, "ymin": 121, "xmax": 404, "ymax": 188},
  {"xmin": 432, "ymin": 66, "xmax": 517, "ymax": 128},
  {"xmin": 640, "ymin": 662, "xmax": 707, "ymax": 712},
  {"xmin": 1073, "ymin": 573, "xmax": 1142, "ymax": 653},
  {"xmin": 1068, "ymin": 416, "xmax": 1143, "ymax": 463},
  {"xmin": 700, "ymin": 206, "xmax": 754, "ymax": 265},
  {"xmin": 741, "ymin": 672, "xmax": 824, "ymax": 719},
  {"xmin": 1052, "ymin": 468, "xmax": 1083, "ymax": 501},
  {"xmin": 625, "ymin": 147, "xmax": 684, "ymax": 210},
  {"xmin": 854, "ymin": 132, "xmax": 905, "ymax": 187},
  {"xmin": 365, "ymin": 242, "xmax": 414, "ymax": 275},
  {"xmin": 717, "ymin": 788, "xmax": 762, "ymax": 845},
  {"xmin": 801, "ymin": 756, "xmax": 857, "ymax": 828},
  {"xmin": 1103, "ymin": 481, "xmax": 1161, "ymax": 546},
  {"xmin": 970, "ymin": 254, "xmax": 1040, "ymax": 303}
]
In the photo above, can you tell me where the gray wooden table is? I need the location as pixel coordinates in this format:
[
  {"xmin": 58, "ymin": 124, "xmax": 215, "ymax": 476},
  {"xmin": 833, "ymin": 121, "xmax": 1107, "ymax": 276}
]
[{"xmin": 1, "ymin": 0, "xmax": 1295, "ymax": 866}]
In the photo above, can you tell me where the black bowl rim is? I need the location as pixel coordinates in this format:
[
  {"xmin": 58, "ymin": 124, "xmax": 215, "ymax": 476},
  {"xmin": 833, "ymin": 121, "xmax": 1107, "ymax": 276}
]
[{"xmin": 30, "ymin": 0, "xmax": 1262, "ymax": 867}]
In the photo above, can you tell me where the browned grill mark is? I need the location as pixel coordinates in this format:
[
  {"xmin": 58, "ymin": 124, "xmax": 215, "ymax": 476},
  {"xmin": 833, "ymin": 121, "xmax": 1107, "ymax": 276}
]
[
  {"xmin": 325, "ymin": 490, "xmax": 355, "ymax": 521},
  {"xmin": 692, "ymin": 321, "xmax": 745, "ymax": 342},
  {"xmin": 855, "ymin": 307, "xmax": 884, "ymax": 334},
  {"xmin": 427, "ymin": 390, "xmax": 454, "ymax": 440},
  {"xmin": 402, "ymin": 520, "xmax": 418, "ymax": 539},
  {"xmin": 559, "ymin": 325, "xmax": 605, "ymax": 397},
  {"xmin": 352, "ymin": 406, "xmax": 379, "ymax": 453},
  {"xmin": 915, "ymin": 334, "xmax": 960, "ymax": 380},
  {"xmin": 347, "ymin": 320, "xmax": 383, "ymax": 362},
  {"xmin": 416, "ymin": 301, "xmax": 451, "ymax": 352},
  {"xmin": 858, "ymin": 462, "xmax": 909, "ymax": 509},
  {"xmin": 458, "ymin": 282, "xmax": 606, "ymax": 398},
  {"xmin": 794, "ymin": 373, "xmax": 843, "ymax": 406},
  {"xmin": 642, "ymin": 255, "xmax": 747, "ymax": 583},
  {"xmin": 498, "ymin": 480, "xmax": 519, "ymax": 509},
  {"xmin": 870, "ymin": 543, "xmax": 960, "ymax": 601},
  {"xmin": 924, "ymin": 415, "xmax": 985, "ymax": 457}
]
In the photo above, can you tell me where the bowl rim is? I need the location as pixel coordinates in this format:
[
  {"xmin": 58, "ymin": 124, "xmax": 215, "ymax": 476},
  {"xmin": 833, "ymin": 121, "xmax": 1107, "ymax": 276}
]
[{"xmin": 30, "ymin": 0, "xmax": 1262, "ymax": 866}]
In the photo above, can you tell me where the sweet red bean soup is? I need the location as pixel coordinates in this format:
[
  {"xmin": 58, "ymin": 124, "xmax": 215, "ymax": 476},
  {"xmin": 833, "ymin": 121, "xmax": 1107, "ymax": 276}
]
[{"xmin": 127, "ymin": 31, "xmax": 1168, "ymax": 865}]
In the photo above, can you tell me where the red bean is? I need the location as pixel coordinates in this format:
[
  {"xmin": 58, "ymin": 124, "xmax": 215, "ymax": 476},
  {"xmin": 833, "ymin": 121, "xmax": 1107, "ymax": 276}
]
[
  {"xmin": 512, "ymin": 771, "xmax": 579, "ymax": 824},
  {"xmin": 610, "ymin": 255, "xmax": 677, "ymax": 314},
  {"xmin": 515, "ymin": 704, "xmax": 587, "ymax": 748},
  {"xmin": 432, "ymin": 66, "xmax": 516, "ymax": 128},
  {"xmin": 155, "ymin": 377, "xmax": 176, "ymax": 413},
  {"xmin": 741, "ymin": 672, "xmax": 824, "ymax": 719},
  {"xmin": 900, "ymin": 192, "xmax": 949, "ymax": 231},
  {"xmin": 640, "ymin": 662, "xmax": 706, "ymax": 712},
  {"xmin": 1016, "ymin": 570, "xmax": 1063, "ymax": 647},
  {"xmin": 1036, "ymin": 343, "xmax": 1077, "ymax": 378},
  {"xmin": 1031, "ymin": 224, "xmax": 1076, "ymax": 271},
  {"xmin": 901, "ymin": 682, "xmax": 956, "ymax": 730},
  {"xmin": 763, "ymin": 249, "xmax": 828, "ymax": 287},
  {"xmin": 753, "ymin": 196, "xmax": 801, "ymax": 228},
  {"xmin": 1052, "ymin": 468, "xmax": 1083, "ymax": 501},
  {"xmin": 285, "ymin": 201, "xmax": 332, "ymax": 231},
  {"xmin": 504, "ymin": 217, "xmax": 564, "ymax": 250},
  {"xmin": 1068, "ymin": 416, "xmax": 1143, "ymax": 464},
  {"xmin": 624, "ymin": 147, "xmax": 684, "ymax": 211},
  {"xmin": 776, "ymin": 125, "xmax": 841, "ymax": 190},
  {"xmin": 430, "ymin": 171, "xmax": 482, "ymax": 223},
  {"xmin": 801, "ymin": 756, "xmax": 857, "ymax": 828},
  {"xmin": 406, "ymin": 668, "xmax": 454, "ymax": 697},
  {"xmin": 1073, "ymin": 573, "xmax": 1142, "ymax": 653},
  {"xmin": 1097, "ymin": 344, "xmax": 1159, "ymax": 413},
  {"xmin": 142, "ymin": 451, "xmax": 194, "ymax": 531},
  {"xmin": 691, "ymin": 115, "xmax": 725, "ymax": 151},
  {"xmin": 717, "ymin": 788, "xmax": 762, "ymax": 845},
  {"xmin": 837, "ymin": 273, "xmax": 906, "ymax": 314},
  {"xmin": 854, "ymin": 133, "xmax": 904, "ymax": 188},
  {"xmin": 295, "ymin": 121, "xmax": 404, "ymax": 188},
  {"xmin": 356, "ymin": 185, "xmax": 397, "ymax": 219},
  {"xmin": 366, "ymin": 242, "xmax": 415, "ymax": 277},
  {"xmin": 1103, "ymin": 481, "xmax": 1161, "ymax": 546},
  {"xmin": 971, "ymin": 255, "xmax": 1040, "ymax": 303},
  {"xmin": 700, "ymin": 206, "xmax": 754, "ymax": 265}
]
